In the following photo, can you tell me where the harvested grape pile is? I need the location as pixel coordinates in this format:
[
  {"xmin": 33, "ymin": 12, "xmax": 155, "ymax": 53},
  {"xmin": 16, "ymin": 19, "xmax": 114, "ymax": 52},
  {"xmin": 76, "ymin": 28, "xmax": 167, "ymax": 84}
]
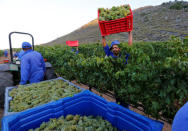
[
  {"xmin": 99, "ymin": 5, "xmax": 131, "ymax": 21},
  {"xmin": 9, "ymin": 79, "xmax": 81, "ymax": 112},
  {"xmin": 29, "ymin": 115, "xmax": 119, "ymax": 131}
]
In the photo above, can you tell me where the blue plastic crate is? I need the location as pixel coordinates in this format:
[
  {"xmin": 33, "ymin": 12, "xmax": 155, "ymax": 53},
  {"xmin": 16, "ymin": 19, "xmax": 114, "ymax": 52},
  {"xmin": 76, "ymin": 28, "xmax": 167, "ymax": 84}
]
[
  {"xmin": 4, "ymin": 77, "xmax": 84, "ymax": 116},
  {"xmin": 2, "ymin": 90, "xmax": 164, "ymax": 131}
]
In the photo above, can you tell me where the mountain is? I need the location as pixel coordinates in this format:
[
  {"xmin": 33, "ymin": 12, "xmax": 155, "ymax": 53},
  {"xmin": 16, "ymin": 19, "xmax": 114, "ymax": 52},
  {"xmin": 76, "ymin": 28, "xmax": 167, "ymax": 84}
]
[{"xmin": 44, "ymin": 1, "xmax": 188, "ymax": 46}]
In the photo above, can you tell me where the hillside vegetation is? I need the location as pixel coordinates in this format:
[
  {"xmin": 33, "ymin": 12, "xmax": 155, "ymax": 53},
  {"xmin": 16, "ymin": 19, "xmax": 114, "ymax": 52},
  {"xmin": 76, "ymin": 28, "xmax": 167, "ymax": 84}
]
[{"xmin": 44, "ymin": 1, "xmax": 188, "ymax": 46}]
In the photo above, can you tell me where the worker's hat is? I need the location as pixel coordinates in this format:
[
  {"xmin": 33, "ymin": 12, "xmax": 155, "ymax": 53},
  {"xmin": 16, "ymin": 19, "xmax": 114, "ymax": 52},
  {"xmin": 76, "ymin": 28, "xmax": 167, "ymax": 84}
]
[
  {"xmin": 110, "ymin": 40, "xmax": 120, "ymax": 50},
  {"xmin": 22, "ymin": 42, "xmax": 32, "ymax": 49}
]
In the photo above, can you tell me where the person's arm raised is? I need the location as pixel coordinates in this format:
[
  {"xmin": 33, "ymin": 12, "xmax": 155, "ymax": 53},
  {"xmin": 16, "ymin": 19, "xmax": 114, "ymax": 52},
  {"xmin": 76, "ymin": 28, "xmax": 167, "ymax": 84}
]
[{"xmin": 102, "ymin": 36, "xmax": 107, "ymax": 47}]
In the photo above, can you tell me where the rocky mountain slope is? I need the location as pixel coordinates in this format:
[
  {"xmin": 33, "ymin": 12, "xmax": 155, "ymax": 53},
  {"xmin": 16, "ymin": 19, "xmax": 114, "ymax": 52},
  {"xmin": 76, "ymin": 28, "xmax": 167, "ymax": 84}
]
[{"xmin": 44, "ymin": 1, "xmax": 188, "ymax": 45}]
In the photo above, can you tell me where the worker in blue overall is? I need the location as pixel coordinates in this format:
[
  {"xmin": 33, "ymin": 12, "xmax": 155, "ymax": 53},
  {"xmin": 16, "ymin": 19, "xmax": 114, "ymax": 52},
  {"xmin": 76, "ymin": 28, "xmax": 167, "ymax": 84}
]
[
  {"xmin": 172, "ymin": 101, "xmax": 188, "ymax": 131},
  {"xmin": 19, "ymin": 42, "xmax": 45, "ymax": 85},
  {"xmin": 4, "ymin": 50, "xmax": 8, "ymax": 57},
  {"xmin": 102, "ymin": 36, "xmax": 130, "ymax": 108}
]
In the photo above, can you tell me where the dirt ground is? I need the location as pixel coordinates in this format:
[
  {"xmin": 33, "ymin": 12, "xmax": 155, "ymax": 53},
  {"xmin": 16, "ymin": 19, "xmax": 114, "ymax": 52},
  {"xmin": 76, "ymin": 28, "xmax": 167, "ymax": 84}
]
[{"xmin": 71, "ymin": 80, "xmax": 172, "ymax": 131}]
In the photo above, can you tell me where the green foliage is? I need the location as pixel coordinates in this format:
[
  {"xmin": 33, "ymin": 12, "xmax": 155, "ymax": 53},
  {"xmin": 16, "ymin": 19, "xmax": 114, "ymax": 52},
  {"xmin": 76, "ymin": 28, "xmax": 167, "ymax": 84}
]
[
  {"xmin": 169, "ymin": 1, "xmax": 188, "ymax": 10},
  {"xmin": 0, "ymin": 50, "xmax": 3, "ymax": 57},
  {"xmin": 12, "ymin": 48, "xmax": 22, "ymax": 52},
  {"xmin": 183, "ymin": 36, "xmax": 188, "ymax": 44},
  {"xmin": 99, "ymin": 5, "xmax": 131, "ymax": 21},
  {"xmin": 169, "ymin": 35, "xmax": 181, "ymax": 43},
  {"xmin": 36, "ymin": 41, "xmax": 188, "ymax": 122}
]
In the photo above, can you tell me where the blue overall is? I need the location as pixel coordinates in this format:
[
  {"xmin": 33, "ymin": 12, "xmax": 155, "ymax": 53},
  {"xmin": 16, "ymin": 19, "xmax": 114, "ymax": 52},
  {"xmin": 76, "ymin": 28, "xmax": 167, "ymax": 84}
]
[{"xmin": 20, "ymin": 49, "xmax": 45, "ymax": 85}]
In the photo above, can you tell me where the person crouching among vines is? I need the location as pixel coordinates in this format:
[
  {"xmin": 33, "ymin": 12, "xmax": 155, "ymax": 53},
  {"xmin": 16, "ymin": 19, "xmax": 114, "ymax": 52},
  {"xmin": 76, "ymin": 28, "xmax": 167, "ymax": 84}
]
[{"xmin": 102, "ymin": 36, "xmax": 130, "ymax": 108}]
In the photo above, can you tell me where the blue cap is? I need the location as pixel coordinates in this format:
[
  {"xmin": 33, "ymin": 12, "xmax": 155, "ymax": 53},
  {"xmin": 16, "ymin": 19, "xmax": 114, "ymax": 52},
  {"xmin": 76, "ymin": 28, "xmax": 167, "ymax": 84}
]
[
  {"xmin": 110, "ymin": 40, "xmax": 120, "ymax": 50},
  {"xmin": 22, "ymin": 42, "xmax": 32, "ymax": 49}
]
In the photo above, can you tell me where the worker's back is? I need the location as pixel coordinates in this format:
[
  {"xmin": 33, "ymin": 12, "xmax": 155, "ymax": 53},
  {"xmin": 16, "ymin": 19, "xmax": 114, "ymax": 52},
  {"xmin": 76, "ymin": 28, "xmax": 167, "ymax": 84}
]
[{"xmin": 20, "ymin": 50, "xmax": 45, "ymax": 84}]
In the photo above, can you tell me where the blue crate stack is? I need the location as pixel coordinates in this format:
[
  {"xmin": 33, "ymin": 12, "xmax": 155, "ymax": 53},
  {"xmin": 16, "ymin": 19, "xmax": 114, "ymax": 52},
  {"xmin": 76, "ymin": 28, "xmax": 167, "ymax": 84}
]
[{"xmin": 2, "ymin": 89, "xmax": 164, "ymax": 131}]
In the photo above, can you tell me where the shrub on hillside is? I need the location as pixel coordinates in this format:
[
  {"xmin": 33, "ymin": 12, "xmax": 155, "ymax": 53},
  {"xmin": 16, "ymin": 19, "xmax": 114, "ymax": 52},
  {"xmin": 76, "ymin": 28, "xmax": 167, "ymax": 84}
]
[{"xmin": 169, "ymin": 1, "xmax": 188, "ymax": 10}]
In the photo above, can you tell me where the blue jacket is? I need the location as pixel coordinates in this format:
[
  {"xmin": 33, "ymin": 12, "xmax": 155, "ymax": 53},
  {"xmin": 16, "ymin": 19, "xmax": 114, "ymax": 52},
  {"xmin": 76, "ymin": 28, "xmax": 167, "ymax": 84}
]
[
  {"xmin": 103, "ymin": 44, "xmax": 130, "ymax": 64},
  {"xmin": 172, "ymin": 102, "xmax": 188, "ymax": 131},
  {"xmin": 20, "ymin": 49, "xmax": 45, "ymax": 85}
]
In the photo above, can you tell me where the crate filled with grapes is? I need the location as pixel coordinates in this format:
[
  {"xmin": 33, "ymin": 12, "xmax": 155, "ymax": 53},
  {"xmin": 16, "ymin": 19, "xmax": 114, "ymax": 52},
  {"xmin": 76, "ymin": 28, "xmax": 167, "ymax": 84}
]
[
  {"xmin": 98, "ymin": 5, "xmax": 133, "ymax": 36},
  {"xmin": 4, "ymin": 77, "xmax": 84, "ymax": 116}
]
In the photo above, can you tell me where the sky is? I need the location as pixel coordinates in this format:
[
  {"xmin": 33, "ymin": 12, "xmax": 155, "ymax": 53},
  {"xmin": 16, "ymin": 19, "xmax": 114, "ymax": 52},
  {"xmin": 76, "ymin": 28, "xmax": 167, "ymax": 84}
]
[{"xmin": 0, "ymin": 0, "xmax": 180, "ymax": 49}]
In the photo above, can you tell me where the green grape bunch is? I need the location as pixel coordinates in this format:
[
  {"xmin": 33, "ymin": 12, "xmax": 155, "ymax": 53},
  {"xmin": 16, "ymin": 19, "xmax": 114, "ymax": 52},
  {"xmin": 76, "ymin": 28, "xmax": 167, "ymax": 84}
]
[
  {"xmin": 99, "ymin": 5, "xmax": 131, "ymax": 21},
  {"xmin": 9, "ymin": 79, "xmax": 82, "ymax": 112},
  {"xmin": 29, "ymin": 115, "xmax": 119, "ymax": 131}
]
